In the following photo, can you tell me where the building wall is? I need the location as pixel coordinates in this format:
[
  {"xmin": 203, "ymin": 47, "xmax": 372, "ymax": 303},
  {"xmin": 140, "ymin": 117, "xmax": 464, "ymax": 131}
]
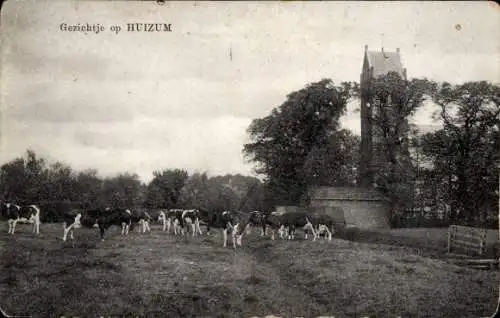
[
  {"xmin": 310, "ymin": 199, "xmax": 391, "ymax": 229},
  {"xmin": 276, "ymin": 205, "xmax": 305, "ymax": 214},
  {"xmin": 307, "ymin": 205, "xmax": 346, "ymax": 224}
]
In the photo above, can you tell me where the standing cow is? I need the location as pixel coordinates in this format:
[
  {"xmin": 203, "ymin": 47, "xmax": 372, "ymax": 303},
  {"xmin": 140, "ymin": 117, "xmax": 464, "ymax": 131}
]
[
  {"xmin": 219, "ymin": 211, "xmax": 251, "ymax": 248},
  {"xmin": 308, "ymin": 213, "xmax": 337, "ymax": 241},
  {"xmin": 280, "ymin": 211, "xmax": 316, "ymax": 240},
  {"xmin": 62, "ymin": 207, "xmax": 132, "ymax": 242},
  {"xmin": 0, "ymin": 202, "xmax": 41, "ymax": 235},
  {"xmin": 262, "ymin": 211, "xmax": 287, "ymax": 240},
  {"xmin": 128, "ymin": 209, "xmax": 152, "ymax": 233},
  {"xmin": 245, "ymin": 211, "xmax": 266, "ymax": 236},
  {"xmin": 158, "ymin": 210, "xmax": 168, "ymax": 231},
  {"xmin": 201, "ymin": 210, "xmax": 250, "ymax": 248},
  {"xmin": 99, "ymin": 208, "xmax": 133, "ymax": 240},
  {"xmin": 181, "ymin": 209, "xmax": 203, "ymax": 236},
  {"xmin": 62, "ymin": 208, "xmax": 101, "ymax": 242},
  {"xmin": 168, "ymin": 209, "xmax": 185, "ymax": 235}
]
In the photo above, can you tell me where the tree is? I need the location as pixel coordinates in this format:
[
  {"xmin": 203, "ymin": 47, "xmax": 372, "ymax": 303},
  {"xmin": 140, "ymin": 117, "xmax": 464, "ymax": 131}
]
[
  {"xmin": 24, "ymin": 150, "xmax": 48, "ymax": 202},
  {"xmin": 44, "ymin": 161, "xmax": 78, "ymax": 202},
  {"xmin": 76, "ymin": 169, "xmax": 102, "ymax": 208},
  {"xmin": 364, "ymin": 73, "xmax": 436, "ymax": 213},
  {"xmin": 243, "ymin": 79, "xmax": 353, "ymax": 206},
  {"xmin": 100, "ymin": 173, "xmax": 144, "ymax": 208},
  {"xmin": 209, "ymin": 174, "xmax": 268, "ymax": 211},
  {"xmin": 302, "ymin": 129, "xmax": 360, "ymax": 187},
  {"xmin": 179, "ymin": 172, "xmax": 211, "ymax": 209},
  {"xmin": 206, "ymin": 178, "xmax": 240, "ymax": 212},
  {"xmin": 0, "ymin": 149, "xmax": 49, "ymax": 203},
  {"xmin": 0, "ymin": 157, "xmax": 27, "ymax": 202},
  {"xmin": 144, "ymin": 169, "xmax": 188, "ymax": 208},
  {"xmin": 422, "ymin": 81, "xmax": 499, "ymax": 225}
]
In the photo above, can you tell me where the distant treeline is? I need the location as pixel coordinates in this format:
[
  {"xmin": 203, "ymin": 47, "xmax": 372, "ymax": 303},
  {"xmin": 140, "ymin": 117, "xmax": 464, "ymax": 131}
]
[{"xmin": 0, "ymin": 150, "xmax": 270, "ymax": 222}]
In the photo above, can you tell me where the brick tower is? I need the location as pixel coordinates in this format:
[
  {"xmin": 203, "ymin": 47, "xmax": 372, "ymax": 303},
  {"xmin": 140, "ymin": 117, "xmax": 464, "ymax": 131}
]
[{"xmin": 359, "ymin": 45, "xmax": 407, "ymax": 187}]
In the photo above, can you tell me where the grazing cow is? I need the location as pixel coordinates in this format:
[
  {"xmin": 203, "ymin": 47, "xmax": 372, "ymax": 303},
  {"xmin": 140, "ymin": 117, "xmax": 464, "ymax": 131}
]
[
  {"xmin": 62, "ymin": 208, "xmax": 101, "ymax": 242},
  {"xmin": 139, "ymin": 211, "xmax": 152, "ymax": 233},
  {"xmin": 196, "ymin": 207, "xmax": 215, "ymax": 235},
  {"xmin": 228, "ymin": 211, "xmax": 254, "ymax": 248},
  {"xmin": 97, "ymin": 208, "xmax": 133, "ymax": 240},
  {"xmin": 308, "ymin": 213, "xmax": 337, "ymax": 241},
  {"xmin": 0, "ymin": 202, "xmax": 41, "ymax": 235},
  {"xmin": 262, "ymin": 211, "xmax": 287, "ymax": 240},
  {"xmin": 129, "ymin": 209, "xmax": 152, "ymax": 233},
  {"xmin": 146, "ymin": 209, "xmax": 162, "ymax": 225},
  {"xmin": 316, "ymin": 224, "xmax": 330, "ymax": 239},
  {"xmin": 246, "ymin": 211, "xmax": 266, "ymax": 236},
  {"xmin": 199, "ymin": 210, "xmax": 250, "ymax": 248},
  {"xmin": 62, "ymin": 208, "xmax": 132, "ymax": 242},
  {"xmin": 158, "ymin": 210, "xmax": 167, "ymax": 231},
  {"xmin": 280, "ymin": 211, "xmax": 316, "ymax": 240},
  {"xmin": 166, "ymin": 209, "xmax": 185, "ymax": 235},
  {"xmin": 216, "ymin": 210, "xmax": 251, "ymax": 248},
  {"xmin": 163, "ymin": 209, "xmax": 176, "ymax": 234},
  {"xmin": 181, "ymin": 209, "xmax": 203, "ymax": 236}
]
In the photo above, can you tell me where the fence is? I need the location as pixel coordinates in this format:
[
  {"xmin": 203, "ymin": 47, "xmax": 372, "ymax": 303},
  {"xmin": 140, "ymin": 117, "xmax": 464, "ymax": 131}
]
[{"xmin": 447, "ymin": 225, "xmax": 488, "ymax": 256}]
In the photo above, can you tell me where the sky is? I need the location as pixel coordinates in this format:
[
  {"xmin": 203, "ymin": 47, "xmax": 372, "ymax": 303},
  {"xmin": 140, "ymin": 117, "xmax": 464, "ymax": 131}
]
[{"xmin": 1, "ymin": 1, "xmax": 499, "ymax": 183}]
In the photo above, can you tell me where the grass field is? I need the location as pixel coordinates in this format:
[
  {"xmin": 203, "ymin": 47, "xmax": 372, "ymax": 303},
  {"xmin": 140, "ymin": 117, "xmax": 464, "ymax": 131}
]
[
  {"xmin": 0, "ymin": 222, "xmax": 499, "ymax": 318},
  {"xmin": 343, "ymin": 227, "xmax": 499, "ymax": 258}
]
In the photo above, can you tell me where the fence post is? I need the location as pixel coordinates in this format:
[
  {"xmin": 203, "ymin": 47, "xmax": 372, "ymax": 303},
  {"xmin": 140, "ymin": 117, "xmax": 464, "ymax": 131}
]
[
  {"xmin": 478, "ymin": 229, "xmax": 487, "ymax": 256},
  {"xmin": 447, "ymin": 225, "xmax": 452, "ymax": 254}
]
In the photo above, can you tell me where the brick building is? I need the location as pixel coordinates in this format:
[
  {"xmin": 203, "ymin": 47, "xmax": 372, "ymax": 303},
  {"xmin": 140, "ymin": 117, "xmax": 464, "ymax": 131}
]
[
  {"xmin": 308, "ymin": 187, "xmax": 390, "ymax": 229},
  {"xmin": 359, "ymin": 45, "xmax": 407, "ymax": 187}
]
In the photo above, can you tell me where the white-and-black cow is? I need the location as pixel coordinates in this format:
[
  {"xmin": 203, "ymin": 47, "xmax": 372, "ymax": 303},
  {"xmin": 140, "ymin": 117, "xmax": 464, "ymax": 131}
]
[
  {"xmin": 62, "ymin": 208, "xmax": 101, "ymax": 242},
  {"xmin": 280, "ymin": 211, "xmax": 316, "ymax": 240},
  {"xmin": 165, "ymin": 209, "xmax": 184, "ymax": 235},
  {"xmin": 308, "ymin": 213, "xmax": 338, "ymax": 241},
  {"xmin": 203, "ymin": 210, "xmax": 252, "ymax": 248},
  {"xmin": 262, "ymin": 211, "xmax": 287, "ymax": 240},
  {"xmin": 98, "ymin": 208, "xmax": 133, "ymax": 240},
  {"xmin": 158, "ymin": 210, "xmax": 167, "ymax": 231},
  {"xmin": 0, "ymin": 202, "xmax": 41, "ymax": 235},
  {"xmin": 129, "ymin": 209, "xmax": 152, "ymax": 233},
  {"xmin": 245, "ymin": 210, "xmax": 266, "ymax": 236},
  {"xmin": 181, "ymin": 209, "xmax": 203, "ymax": 237}
]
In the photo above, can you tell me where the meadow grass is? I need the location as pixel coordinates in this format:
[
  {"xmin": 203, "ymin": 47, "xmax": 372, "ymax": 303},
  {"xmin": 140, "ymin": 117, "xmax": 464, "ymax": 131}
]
[{"xmin": 0, "ymin": 222, "xmax": 498, "ymax": 317}]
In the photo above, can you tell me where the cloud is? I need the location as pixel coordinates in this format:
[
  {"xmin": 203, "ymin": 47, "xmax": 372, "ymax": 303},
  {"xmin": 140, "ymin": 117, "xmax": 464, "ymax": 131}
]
[
  {"xmin": 0, "ymin": 114, "xmax": 254, "ymax": 182},
  {"xmin": 1, "ymin": 1, "xmax": 498, "ymax": 182}
]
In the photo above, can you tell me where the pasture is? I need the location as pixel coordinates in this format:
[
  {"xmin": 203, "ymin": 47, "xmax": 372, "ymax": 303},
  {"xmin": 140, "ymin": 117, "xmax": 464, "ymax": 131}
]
[{"xmin": 0, "ymin": 222, "xmax": 498, "ymax": 317}]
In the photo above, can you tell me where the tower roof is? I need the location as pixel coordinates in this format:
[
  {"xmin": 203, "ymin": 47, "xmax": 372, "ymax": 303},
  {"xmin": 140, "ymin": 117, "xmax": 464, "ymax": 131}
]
[{"xmin": 364, "ymin": 46, "xmax": 405, "ymax": 78}]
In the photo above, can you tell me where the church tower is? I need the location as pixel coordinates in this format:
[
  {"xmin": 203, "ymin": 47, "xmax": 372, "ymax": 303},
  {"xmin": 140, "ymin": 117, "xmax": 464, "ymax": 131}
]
[{"xmin": 359, "ymin": 45, "xmax": 407, "ymax": 187}]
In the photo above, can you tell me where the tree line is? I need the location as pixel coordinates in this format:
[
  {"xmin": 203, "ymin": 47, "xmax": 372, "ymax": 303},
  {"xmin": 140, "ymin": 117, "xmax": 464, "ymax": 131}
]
[{"xmin": 0, "ymin": 150, "xmax": 268, "ymax": 222}]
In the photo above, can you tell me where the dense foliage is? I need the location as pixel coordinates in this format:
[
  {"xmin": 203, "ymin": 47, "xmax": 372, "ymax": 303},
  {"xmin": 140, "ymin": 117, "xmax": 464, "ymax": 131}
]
[
  {"xmin": 364, "ymin": 73, "xmax": 437, "ymax": 213},
  {"xmin": 419, "ymin": 81, "xmax": 499, "ymax": 226},
  {"xmin": 243, "ymin": 79, "xmax": 354, "ymax": 206},
  {"xmin": 0, "ymin": 150, "xmax": 267, "ymax": 222}
]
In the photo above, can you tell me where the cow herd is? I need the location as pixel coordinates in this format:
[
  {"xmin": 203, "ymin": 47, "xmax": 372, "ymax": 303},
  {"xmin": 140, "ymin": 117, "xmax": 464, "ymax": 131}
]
[{"xmin": 0, "ymin": 202, "xmax": 344, "ymax": 249}]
